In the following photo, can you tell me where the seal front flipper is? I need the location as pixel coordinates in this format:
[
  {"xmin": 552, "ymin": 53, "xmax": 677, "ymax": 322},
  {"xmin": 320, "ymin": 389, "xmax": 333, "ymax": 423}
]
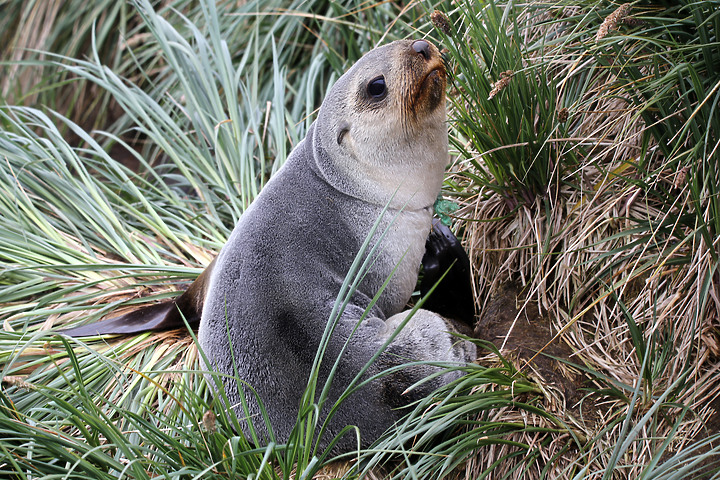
[
  {"xmin": 420, "ymin": 218, "xmax": 475, "ymax": 329},
  {"xmin": 60, "ymin": 258, "xmax": 215, "ymax": 337}
]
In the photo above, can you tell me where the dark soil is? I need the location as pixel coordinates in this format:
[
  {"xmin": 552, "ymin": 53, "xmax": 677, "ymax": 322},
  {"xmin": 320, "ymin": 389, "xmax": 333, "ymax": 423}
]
[
  {"xmin": 473, "ymin": 283, "xmax": 592, "ymax": 416},
  {"xmin": 473, "ymin": 283, "xmax": 720, "ymax": 476}
]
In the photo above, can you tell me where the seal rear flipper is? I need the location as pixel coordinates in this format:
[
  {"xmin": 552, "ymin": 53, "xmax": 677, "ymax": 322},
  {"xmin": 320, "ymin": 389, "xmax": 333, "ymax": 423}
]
[
  {"xmin": 60, "ymin": 257, "xmax": 216, "ymax": 337},
  {"xmin": 59, "ymin": 300, "xmax": 189, "ymax": 336},
  {"xmin": 420, "ymin": 218, "xmax": 475, "ymax": 328}
]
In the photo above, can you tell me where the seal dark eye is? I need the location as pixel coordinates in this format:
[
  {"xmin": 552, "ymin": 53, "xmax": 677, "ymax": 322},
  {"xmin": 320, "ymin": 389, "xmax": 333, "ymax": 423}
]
[{"xmin": 367, "ymin": 76, "xmax": 387, "ymax": 99}]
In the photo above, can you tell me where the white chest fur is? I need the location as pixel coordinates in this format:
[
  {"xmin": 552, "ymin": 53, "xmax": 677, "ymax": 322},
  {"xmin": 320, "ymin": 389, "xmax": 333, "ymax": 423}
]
[{"xmin": 371, "ymin": 206, "xmax": 433, "ymax": 315}]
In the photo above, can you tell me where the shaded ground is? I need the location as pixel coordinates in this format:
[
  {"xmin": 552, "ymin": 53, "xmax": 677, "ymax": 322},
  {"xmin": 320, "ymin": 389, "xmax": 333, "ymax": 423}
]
[
  {"xmin": 473, "ymin": 283, "xmax": 591, "ymax": 418},
  {"xmin": 473, "ymin": 282, "xmax": 720, "ymax": 476}
]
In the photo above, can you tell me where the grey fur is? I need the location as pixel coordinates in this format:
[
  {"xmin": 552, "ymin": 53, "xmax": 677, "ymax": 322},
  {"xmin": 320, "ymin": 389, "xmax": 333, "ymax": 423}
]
[{"xmin": 198, "ymin": 40, "xmax": 476, "ymax": 452}]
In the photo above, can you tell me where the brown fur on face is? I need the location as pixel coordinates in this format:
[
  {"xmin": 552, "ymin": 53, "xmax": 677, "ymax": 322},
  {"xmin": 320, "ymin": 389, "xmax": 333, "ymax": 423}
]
[{"xmin": 401, "ymin": 42, "xmax": 446, "ymax": 125}]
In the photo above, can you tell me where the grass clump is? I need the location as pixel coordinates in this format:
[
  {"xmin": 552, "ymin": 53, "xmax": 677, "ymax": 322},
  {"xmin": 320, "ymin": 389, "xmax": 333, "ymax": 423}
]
[
  {"xmin": 438, "ymin": 1, "xmax": 582, "ymax": 207},
  {"xmin": 434, "ymin": 0, "xmax": 720, "ymax": 477}
]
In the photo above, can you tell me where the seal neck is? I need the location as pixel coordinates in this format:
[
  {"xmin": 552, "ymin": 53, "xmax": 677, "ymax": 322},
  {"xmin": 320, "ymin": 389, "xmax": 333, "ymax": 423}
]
[{"xmin": 307, "ymin": 121, "xmax": 447, "ymax": 212}]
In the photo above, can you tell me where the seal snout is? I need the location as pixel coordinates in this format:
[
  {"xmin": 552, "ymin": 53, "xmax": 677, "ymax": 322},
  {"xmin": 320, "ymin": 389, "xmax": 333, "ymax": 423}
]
[
  {"xmin": 407, "ymin": 39, "xmax": 445, "ymax": 79},
  {"xmin": 412, "ymin": 39, "xmax": 431, "ymax": 60},
  {"xmin": 402, "ymin": 39, "xmax": 446, "ymax": 120}
]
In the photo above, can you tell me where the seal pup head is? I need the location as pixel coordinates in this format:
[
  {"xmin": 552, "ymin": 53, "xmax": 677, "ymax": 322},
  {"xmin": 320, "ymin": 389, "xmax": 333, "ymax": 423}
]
[{"xmin": 312, "ymin": 39, "xmax": 448, "ymax": 210}]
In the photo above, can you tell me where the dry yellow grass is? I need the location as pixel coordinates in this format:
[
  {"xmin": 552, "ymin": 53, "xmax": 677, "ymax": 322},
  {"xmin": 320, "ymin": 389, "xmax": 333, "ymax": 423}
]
[{"xmin": 442, "ymin": 5, "xmax": 720, "ymax": 474}]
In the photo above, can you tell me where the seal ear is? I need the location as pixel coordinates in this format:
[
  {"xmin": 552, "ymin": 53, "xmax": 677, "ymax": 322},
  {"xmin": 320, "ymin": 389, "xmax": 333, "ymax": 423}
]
[{"xmin": 336, "ymin": 122, "xmax": 350, "ymax": 145}]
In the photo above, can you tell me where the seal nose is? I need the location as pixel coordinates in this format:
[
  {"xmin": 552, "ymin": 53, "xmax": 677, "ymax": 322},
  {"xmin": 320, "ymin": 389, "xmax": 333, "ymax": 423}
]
[{"xmin": 412, "ymin": 39, "xmax": 431, "ymax": 60}]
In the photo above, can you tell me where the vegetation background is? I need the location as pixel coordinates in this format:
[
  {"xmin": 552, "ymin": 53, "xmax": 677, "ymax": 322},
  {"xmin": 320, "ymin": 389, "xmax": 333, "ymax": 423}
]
[{"xmin": 1, "ymin": 0, "xmax": 719, "ymax": 478}]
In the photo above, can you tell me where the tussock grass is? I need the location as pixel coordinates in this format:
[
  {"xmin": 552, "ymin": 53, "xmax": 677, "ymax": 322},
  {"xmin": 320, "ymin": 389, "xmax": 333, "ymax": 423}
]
[
  {"xmin": 2, "ymin": 0, "xmax": 720, "ymax": 478},
  {"xmin": 435, "ymin": 0, "xmax": 720, "ymax": 478}
]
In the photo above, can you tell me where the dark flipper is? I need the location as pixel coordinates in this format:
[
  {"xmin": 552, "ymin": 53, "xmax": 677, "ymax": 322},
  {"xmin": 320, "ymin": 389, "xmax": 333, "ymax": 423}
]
[
  {"xmin": 60, "ymin": 258, "xmax": 216, "ymax": 337},
  {"xmin": 420, "ymin": 219, "xmax": 475, "ymax": 329}
]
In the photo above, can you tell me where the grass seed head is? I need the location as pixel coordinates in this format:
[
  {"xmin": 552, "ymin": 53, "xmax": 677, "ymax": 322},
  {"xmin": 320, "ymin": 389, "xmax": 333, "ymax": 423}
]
[
  {"xmin": 674, "ymin": 166, "xmax": 689, "ymax": 189},
  {"xmin": 202, "ymin": 410, "xmax": 216, "ymax": 433},
  {"xmin": 596, "ymin": 4, "xmax": 631, "ymax": 42},
  {"xmin": 2, "ymin": 376, "xmax": 34, "ymax": 390},
  {"xmin": 431, "ymin": 10, "xmax": 452, "ymax": 36},
  {"xmin": 488, "ymin": 70, "xmax": 513, "ymax": 100},
  {"xmin": 558, "ymin": 107, "xmax": 569, "ymax": 123}
]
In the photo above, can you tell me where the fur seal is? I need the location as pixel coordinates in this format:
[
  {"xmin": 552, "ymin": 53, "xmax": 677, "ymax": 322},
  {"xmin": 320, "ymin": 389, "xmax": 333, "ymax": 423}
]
[
  {"xmin": 61, "ymin": 39, "xmax": 476, "ymax": 452},
  {"xmin": 199, "ymin": 38, "xmax": 475, "ymax": 451}
]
